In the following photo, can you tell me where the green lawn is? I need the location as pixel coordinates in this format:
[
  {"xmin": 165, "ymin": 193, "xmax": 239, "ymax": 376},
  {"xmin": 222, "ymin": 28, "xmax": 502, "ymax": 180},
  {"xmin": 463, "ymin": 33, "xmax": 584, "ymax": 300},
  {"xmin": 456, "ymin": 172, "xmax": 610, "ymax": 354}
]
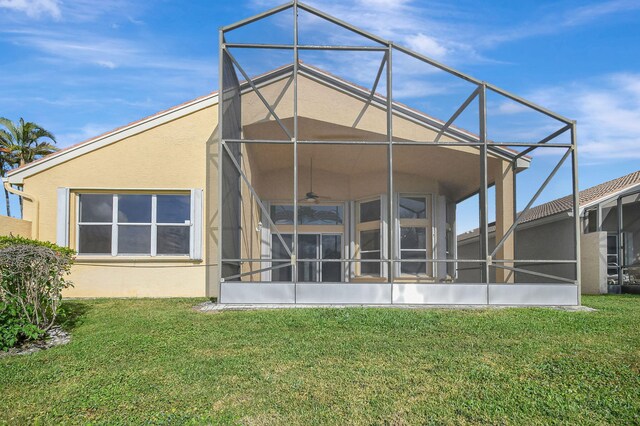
[{"xmin": 1, "ymin": 296, "xmax": 639, "ymax": 425}]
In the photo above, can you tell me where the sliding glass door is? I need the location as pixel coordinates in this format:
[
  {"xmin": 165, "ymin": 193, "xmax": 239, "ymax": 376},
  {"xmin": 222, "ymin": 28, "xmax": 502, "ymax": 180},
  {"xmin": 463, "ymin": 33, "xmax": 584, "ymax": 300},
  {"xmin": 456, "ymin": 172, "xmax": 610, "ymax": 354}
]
[{"xmin": 272, "ymin": 233, "xmax": 342, "ymax": 282}]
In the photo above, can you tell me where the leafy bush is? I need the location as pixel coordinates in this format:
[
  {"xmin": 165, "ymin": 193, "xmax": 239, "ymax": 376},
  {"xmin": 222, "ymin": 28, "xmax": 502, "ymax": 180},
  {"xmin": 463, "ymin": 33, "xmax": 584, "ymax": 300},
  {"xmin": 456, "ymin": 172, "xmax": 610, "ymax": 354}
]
[{"xmin": 0, "ymin": 236, "xmax": 75, "ymax": 350}]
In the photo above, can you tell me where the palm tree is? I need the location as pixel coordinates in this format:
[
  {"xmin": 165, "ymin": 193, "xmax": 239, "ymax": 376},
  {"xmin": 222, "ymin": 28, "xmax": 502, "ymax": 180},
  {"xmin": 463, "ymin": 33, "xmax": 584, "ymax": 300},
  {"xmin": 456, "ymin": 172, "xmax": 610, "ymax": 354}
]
[
  {"xmin": 0, "ymin": 117, "xmax": 58, "ymax": 217},
  {"xmin": 0, "ymin": 147, "xmax": 15, "ymax": 217}
]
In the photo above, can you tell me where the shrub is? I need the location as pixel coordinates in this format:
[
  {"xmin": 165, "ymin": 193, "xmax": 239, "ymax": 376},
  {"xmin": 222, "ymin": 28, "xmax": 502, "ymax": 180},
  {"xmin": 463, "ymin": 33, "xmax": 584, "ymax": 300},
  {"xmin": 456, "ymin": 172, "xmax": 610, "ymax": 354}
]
[{"xmin": 0, "ymin": 236, "xmax": 75, "ymax": 350}]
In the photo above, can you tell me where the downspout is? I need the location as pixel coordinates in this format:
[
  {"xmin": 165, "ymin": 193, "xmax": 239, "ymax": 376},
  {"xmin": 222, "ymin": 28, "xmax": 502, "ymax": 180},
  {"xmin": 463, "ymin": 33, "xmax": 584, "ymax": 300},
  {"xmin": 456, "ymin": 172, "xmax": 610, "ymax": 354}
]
[{"xmin": 3, "ymin": 181, "xmax": 39, "ymax": 239}]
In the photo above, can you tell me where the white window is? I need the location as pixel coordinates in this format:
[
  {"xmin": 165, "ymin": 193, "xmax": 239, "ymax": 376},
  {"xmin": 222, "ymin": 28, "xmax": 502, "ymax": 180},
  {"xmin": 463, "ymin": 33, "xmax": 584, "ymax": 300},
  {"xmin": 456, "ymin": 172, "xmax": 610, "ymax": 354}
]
[
  {"xmin": 269, "ymin": 204, "xmax": 344, "ymax": 225},
  {"xmin": 77, "ymin": 193, "xmax": 196, "ymax": 257},
  {"xmin": 398, "ymin": 194, "xmax": 433, "ymax": 277},
  {"xmin": 356, "ymin": 198, "xmax": 382, "ymax": 277}
]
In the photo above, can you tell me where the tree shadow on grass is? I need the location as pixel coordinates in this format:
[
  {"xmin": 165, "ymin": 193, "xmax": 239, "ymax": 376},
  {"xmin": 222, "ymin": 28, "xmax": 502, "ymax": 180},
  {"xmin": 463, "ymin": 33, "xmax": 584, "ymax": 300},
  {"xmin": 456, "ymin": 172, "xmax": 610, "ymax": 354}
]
[{"xmin": 57, "ymin": 301, "xmax": 91, "ymax": 332}]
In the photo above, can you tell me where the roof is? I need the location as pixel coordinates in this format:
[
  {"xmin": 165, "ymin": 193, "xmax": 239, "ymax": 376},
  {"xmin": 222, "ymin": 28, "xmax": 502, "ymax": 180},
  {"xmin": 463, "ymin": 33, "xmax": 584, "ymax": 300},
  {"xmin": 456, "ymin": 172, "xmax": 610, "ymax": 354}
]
[
  {"xmin": 458, "ymin": 170, "xmax": 640, "ymax": 241},
  {"xmin": 4, "ymin": 91, "xmax": 220, "ymax": 183},
  {"xmin": 6, "ymin": 63, "xmax": 529, "ymax": 183}
]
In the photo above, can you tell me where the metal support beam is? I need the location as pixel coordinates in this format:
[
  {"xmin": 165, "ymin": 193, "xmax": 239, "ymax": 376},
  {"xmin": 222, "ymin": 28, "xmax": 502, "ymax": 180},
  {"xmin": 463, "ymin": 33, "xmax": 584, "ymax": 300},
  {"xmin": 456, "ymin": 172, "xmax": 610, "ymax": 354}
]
[
  {"xmin": 387, "ymin": 43, "xmax": 394, "ymax": 284},
  {"xmin": 486, "ymin": 84, "xmax": 573, "ymax": 125},
  {"xmin": 223, "ymin": 138, "xmax": 571, "ymax": 148},
  {"xmin": 512, "ymin": 159, "xmax": 517, "ymax": 259},
  {"xmin": 492, "ymin": 264, "xmax": 577, "ymax": 284},
  {"xmin": 491, "ymin": 142, "xmax": 572, "ymax": 148},
  {"xmin": 222, "ymin": 143, "xmax": 292, "ymax": 258},
  {"xmin": 293, "ymin": 0, "xmax": 299, "ymax": 293},
  {"xmin": 262, "ymin": 75, "xmax": 294, "ymax": 121},
  {"xmin": 392, "ymin": 43, "xmax": 481, "ymax": 86},
  {"xmin": 571, "ymin": 123, "xmax": 581, "ymax": 302},
  {"xmin": 515, "ymin": 124, "xmax": 572, "ymax": 159},
  {"xmin": 434, "ymin": 86, "xmax": 480, "ymax": 143},
  {"xmin": 352, "ymin": 52, "xmax": 388, "ymax": 128},
  {"xmin": 492, "ymin": 259, "xmax": 577, "ymax": 264},
  {"xmin": 491, "ymin": 147, "xmax": 573, "ymax": 258},
  {"xmin": 224, "ymin": 258, "xmax": 409, "ymax": 263},
  {"xmin": 479, "ymin": 84, "xmax": 489, "ymax": 284},
  {"xmin": 223, "ymin": 262, "xmax": 292, "ymax": 281},
  {"xmin": 217, "ymin": 28, "xmax": 224, "ymax": 294},
  {"xmin": 297, "ymin": 1, "xmax": 388, "ymax": 46},
  {"xmin": 225, "ymin": 43, "xmax": 389, "ymax": 51},
  {"xmin": 222, "ymin": 1, "xmax": 294, "ymax": 32},
  {"xmin": 617, "ymin": 188, "xmax": 624, "ymax": 287},
  {"xmin": 224, "ymin": 49, "xmax": 293, "ymax": 139},
  {"xmin": 225, "ymin": 43, "xmax": 294, "ymax": 50},
  {"xmin": 299, "ymin": 45, "xmax": 388, "ymax": 51}
]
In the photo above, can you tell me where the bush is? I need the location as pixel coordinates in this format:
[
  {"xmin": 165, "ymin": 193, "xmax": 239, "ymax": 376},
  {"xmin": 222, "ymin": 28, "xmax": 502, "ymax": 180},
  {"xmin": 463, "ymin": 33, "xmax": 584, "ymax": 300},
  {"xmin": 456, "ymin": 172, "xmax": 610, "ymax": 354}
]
[{"xmin": 0, "ymin": 236, "xmax": 75, "ymax": 350}]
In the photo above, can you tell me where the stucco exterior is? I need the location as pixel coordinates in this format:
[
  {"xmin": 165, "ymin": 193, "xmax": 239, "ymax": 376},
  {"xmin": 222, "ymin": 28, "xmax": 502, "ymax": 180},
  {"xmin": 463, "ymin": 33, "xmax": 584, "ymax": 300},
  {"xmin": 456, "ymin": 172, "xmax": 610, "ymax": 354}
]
[
  {"xmin": 580, "ymin": 231, "xmax": 608, "ymax": 294},
  {"xmin": 457, "ymin": 214, "xmax": 576, "ymax": 284},
  {"xmin": 0, "ymin": 215, "xmax": 32, "ymax": 238},
  {"xmin": 6, "ymin": 68, "xmax": 520, "ymax": 298},
  {"xmin": 16, "ymin": 103, "xmax": 216, "ymax": 297}
]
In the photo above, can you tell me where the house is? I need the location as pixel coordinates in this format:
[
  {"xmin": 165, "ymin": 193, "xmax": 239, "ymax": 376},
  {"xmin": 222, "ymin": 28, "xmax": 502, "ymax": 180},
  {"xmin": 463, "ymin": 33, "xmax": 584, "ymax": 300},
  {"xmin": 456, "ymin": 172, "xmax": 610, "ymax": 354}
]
[
  {"xmin": 458, "ymin": 170, "xmax": 640, "ymax": 294},
  {"xmin": 1, "ymin": 1, "xmax": 581, "ymax": 305}
]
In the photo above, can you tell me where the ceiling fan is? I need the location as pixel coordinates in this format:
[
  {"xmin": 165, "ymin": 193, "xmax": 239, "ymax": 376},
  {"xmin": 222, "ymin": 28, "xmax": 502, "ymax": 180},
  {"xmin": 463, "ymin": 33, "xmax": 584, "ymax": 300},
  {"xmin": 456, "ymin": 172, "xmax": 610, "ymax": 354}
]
[{"xmin": 299, "ymin": 158, "xmax": 330, "ymax": 204}]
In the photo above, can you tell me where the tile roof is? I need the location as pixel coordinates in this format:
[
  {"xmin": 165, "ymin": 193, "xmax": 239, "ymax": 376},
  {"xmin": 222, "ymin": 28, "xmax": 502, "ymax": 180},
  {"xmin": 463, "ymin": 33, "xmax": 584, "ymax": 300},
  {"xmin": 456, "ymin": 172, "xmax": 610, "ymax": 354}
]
[{"xmin": 458, "ymin": 170, "xmax": 640, "ymax": 241}]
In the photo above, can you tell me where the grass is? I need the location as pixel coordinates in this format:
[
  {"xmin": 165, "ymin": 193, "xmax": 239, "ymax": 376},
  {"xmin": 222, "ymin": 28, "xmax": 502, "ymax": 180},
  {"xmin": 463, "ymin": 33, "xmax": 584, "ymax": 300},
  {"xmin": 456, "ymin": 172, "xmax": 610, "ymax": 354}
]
[{"xmin": 1, "ymin": 296, "xmax": 639, "ymax": 425}]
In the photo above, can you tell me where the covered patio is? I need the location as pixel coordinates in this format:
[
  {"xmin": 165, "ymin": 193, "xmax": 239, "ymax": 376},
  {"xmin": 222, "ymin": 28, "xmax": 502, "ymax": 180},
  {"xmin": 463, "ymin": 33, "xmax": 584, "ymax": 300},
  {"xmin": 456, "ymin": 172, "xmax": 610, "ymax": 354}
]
[{"xmin": 214, "ymin": 1, "xmax": 580, "ymax": 305}]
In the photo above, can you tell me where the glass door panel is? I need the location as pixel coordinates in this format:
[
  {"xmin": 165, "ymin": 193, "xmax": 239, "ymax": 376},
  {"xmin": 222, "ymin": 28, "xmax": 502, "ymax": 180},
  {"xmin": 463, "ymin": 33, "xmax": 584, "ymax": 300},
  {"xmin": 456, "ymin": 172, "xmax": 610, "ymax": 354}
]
[
  {"xmin": 272, "ymin": 233, "xmax": 343, "ymax": 282},
  {"xmin": 298, "ymin": 234, "xmax": 319, "ymax": 282},
  {"xmin": 271, "ymin": 234, "xmax": 293, "ymax": 282},
  {"xmin": 322, "ymin": 234, "xmax": 342, "ymax": 282}
]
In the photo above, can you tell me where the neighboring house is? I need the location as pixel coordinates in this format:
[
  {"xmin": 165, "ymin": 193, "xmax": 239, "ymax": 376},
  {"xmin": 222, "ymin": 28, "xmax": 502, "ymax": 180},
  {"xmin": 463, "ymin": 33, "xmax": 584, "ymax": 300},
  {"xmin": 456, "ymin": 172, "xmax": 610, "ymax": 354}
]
[
  {"xmin": 1, "ymin": 1, "xmax": 581, "ymax": 305},
  {"xmin": 458, "ymin": 170, "xmax": 640, "ymax": 294}
]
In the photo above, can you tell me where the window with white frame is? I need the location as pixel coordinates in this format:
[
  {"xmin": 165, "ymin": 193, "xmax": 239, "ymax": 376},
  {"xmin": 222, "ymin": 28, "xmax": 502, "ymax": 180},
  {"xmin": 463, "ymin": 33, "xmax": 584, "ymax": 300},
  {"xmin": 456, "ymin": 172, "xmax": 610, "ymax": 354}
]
[
  {"xmin": 398, "ymin": 195, "xmax": 432, "ymax": 276},
  {"xmin": 269, "ymin": 204, "xmax": 344, "ymax": 225},
  {"xmin": 356, "ymin": 198, "xmax": 382, "ymax": 277},
  {"xmin": 77, "ymin": 193, "xmax": 193, "ymax": 256}
]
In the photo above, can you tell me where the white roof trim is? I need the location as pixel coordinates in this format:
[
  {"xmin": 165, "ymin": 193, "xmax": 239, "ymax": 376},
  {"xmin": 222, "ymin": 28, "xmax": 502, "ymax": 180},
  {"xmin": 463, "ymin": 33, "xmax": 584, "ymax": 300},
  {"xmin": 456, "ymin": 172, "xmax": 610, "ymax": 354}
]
[
  {"xmin": 6, "ymin": 93, "xmax": 219, "ymax": 184},
  {"xmin": 578, "ymin": 182, "xmax": 640, "ymax": 214}
]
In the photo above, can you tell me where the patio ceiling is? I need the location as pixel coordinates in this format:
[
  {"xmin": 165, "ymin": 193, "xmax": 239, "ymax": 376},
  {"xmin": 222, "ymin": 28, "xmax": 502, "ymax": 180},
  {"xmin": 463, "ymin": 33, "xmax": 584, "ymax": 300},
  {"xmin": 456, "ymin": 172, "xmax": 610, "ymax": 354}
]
[{"xmin": 244, "ymin": 117, "xmax": 502, "ymax": 202}]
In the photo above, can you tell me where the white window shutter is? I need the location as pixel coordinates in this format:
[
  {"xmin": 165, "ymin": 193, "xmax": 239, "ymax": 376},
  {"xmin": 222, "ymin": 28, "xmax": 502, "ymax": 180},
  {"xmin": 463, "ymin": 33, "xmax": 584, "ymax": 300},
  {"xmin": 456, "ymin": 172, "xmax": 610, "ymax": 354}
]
[
  {"xmin": 190, "ymin": 189, "xmax": 203, "ymax": 260},
  {"xmin": 56, "ymin": 188, "xmax": 70, "ymax": 247}
]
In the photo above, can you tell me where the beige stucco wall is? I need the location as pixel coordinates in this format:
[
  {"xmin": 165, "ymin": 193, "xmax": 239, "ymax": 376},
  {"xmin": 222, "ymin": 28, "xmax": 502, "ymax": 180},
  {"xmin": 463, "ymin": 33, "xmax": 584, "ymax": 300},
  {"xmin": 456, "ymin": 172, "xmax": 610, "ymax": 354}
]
[
  {"xmin": 580, "ymin": 231, "xmax": 607, "ymax": 294},
  {"xmin": 21, "ymin": 105, "xmax": 217, "ymax": 298},
  {"xmin": 0, "ymin": 215, "xmax": 32, "ymax": 237},
  {"xmin": 457, "ymin": 216, "xmax": 579, "ymax": 286},
  {"xmin": 244, "ymin": 74, "xmax": 507, "ymax": 202},
  {"xmin": 13, "ymin": 70, "xmax": 517, "ymax": 297}
]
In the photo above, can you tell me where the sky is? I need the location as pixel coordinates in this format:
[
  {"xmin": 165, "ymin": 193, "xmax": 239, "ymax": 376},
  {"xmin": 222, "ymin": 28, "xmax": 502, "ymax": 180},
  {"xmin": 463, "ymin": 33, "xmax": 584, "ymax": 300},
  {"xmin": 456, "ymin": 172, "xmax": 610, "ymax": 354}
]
[{"xmin": 1, "ymin": 0, "xmax": 640, "ymax": 231}]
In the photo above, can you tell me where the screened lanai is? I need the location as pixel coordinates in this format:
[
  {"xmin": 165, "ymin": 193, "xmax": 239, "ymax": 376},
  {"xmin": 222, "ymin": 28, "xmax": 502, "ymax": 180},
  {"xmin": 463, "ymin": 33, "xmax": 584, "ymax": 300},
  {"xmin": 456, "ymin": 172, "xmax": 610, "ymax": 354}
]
[{"xmin": 214, "ymin": 0, "xmax": 580, "ymax": 305}]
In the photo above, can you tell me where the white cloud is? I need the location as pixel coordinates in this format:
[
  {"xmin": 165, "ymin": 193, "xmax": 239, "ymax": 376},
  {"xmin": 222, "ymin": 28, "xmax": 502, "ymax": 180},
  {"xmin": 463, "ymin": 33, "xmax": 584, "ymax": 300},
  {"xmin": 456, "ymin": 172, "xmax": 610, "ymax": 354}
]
[
  {"xmin": 2, "ymin": 28, "xmax": 213, "ymax": 75},
  {"xmin": 269, "ymin": 0, "xmax": 638, "ymax": 164},
  {"xmin": 96, "ymin": 60, "xmax": 117, "ymax": 69},
  {"xmin": 405, "ymin": 33, "xmax": 448, "ymax": 60},
  {"xmin": 481, "ymin": 0, "xmax": 640, "ymax": 47},
  {"xmin": 0, "ymin": 0, "xmax": 61, "ymax": 19},
  {"xmin": 525, "ymin": 73, "xmax": 640, "ymax": 161},
  {"xmin": 564, "ymin": 0, "xmax": 640, "ymax": 27},
  {"xmin": 56, "ymin": 122, "xmax": 118, "ymax": 145},
  {"xmin": 495, "ymin": 101, "xmax": 529, "ymax": 115},
  {"xmin": 251, "ymin": 0, "xmax": 479, "ymax": 65},
  {"xmin": 253, "ymin": 0, "xmax": 639, "ymax": 66}
]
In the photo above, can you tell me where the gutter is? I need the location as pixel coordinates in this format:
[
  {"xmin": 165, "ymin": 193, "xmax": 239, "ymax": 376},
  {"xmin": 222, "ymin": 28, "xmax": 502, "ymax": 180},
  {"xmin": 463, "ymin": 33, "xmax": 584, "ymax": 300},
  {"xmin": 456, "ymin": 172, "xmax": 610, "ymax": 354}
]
[{"xmin": 2, "ymin": 179, "xmax": 39, "ymax": 239}]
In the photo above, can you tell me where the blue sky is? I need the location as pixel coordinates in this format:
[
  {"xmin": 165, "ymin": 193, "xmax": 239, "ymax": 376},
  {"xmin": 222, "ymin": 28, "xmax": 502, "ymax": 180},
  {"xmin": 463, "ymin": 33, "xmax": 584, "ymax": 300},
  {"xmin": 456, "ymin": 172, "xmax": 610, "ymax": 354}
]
[{"xmin": 1, "ymin": 0, "xmax": 640, "ymax": 230}]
